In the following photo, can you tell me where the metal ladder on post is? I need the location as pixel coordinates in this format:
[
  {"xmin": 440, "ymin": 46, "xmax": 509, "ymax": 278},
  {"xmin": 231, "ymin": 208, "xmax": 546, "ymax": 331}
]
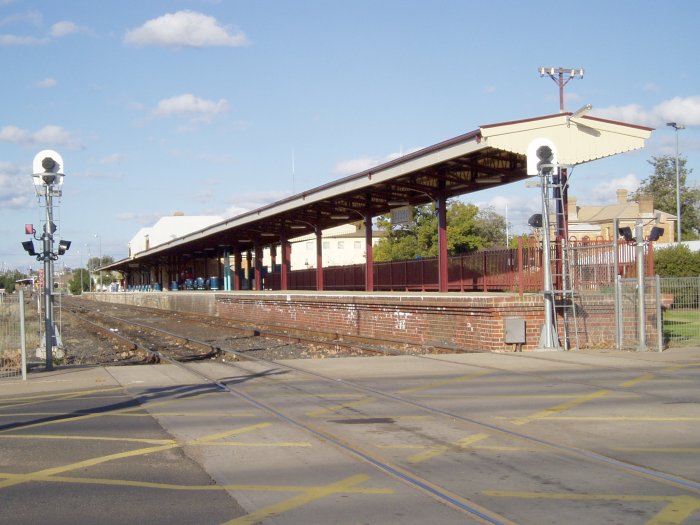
[{"xmin": 547, "ymin": 175, "xmax": 581, "ymax": 351}]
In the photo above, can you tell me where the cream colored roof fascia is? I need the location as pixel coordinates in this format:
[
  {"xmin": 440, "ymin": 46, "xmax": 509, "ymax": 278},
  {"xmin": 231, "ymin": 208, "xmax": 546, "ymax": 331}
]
[{"xmin": 480, "ymin": 114, "xmax": 652, "ymax": 165}]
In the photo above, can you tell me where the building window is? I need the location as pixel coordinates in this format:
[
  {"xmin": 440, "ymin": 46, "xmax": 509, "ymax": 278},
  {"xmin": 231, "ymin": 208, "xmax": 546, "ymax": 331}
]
[
  {"xmin": 306, "ymin": 241, "xmax": 313, "ymax": 251},
  {"xmin": 354, "ymin": 240, "xmax": 361, "ymax": 249},
  {"xmin": 337, "ymin": 241, "xmax": 344, "ymax": 249},
  {"xmin": 323, "ymin": 241, "xmax": 330, "ymax": 250}
]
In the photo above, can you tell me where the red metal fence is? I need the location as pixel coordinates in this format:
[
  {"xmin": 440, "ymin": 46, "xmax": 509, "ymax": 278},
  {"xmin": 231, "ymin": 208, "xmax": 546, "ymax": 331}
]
[{"xmin": 263, "ymin": 239, "xmax": 654, "ymax": 294}]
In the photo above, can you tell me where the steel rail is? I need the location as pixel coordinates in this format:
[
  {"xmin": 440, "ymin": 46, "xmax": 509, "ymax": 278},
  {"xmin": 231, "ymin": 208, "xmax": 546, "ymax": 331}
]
[{"xmin": 68, "ymin": 301, "xmax": 700, "ymax": 499}]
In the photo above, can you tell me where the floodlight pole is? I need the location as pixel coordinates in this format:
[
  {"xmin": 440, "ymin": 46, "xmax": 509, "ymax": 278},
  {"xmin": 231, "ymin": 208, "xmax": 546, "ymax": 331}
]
[
  {"xmin": 539, "ymin": 168, "xmax": 560, "ymax": 349},
  {"xmin": 42, "ymin": 185, "xmax": 55, "ymax": 369},
  {"xmin": 635, "ymin": 221, "xmax": 647, "ymax": 352}
]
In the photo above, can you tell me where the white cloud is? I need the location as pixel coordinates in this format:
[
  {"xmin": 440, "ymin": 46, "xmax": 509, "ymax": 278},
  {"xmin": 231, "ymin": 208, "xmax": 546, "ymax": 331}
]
[
  {"xmin": 593, "ymin": 95, "xmax": 700, "ymax": 127},
  {"xmin": 0, "ymin": 10, "xmax": 41, "ymax": 27},
  {"xmin": 124, "ymin": 10, "xmax": 249, "ymax": 48},
  {"xmin": 587, "ymin": 174, "xmax": 640, "ymax": 204},
  {"xmin": 35, "ymin": 77, "xmax": 57, "ymax": 88},
  {"xmin": 50, "ymin": 21, "xmax": 89, "ymax": 37},
  {"xmin": 0, "ymin": 162, "xmax": 33, "ymax": 209},
  {"xmin": 0, "ymin": 124, "xmax": 82, "ymax": 149},
  {"xmin": 333, "ymin": 148, "xmax": 420, "ymax": 176},
  {"xmin": 0, "ymin": 34, "xmax": 47, "ymax": 45},
  {"xmin": 223, "ymin": 190, "xmax": 291, "ymax": 218},
  {"xmin": 333, "ymin": 157, "xmax": 376, "ymax": 176},
  {"xmin": 151, "ymin": 93, "xmax": 230, "ymax": 122}
]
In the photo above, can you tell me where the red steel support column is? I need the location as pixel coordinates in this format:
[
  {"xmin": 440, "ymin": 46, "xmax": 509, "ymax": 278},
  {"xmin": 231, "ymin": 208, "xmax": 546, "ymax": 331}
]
[
  {"xmin": 437, "ymin": 192, "xmax": 448, "ymax": 292},
  {"xmin": 254, "ymin": 243, "xmax": 263, "ymax": 291},
  {"xmin": 246, "ymin": 251, "xmax": 252, "ymax": 289},
  {"xmin": 233, "ymin": 248, "xmax": 242, "ymax": 291},
  {"xmin": 315, "ymin": 226, "xmax": 324, "ymax": 291},
  {"xmin": 364, "ymin": 210, "xmax": 374, "ymax": 291}
]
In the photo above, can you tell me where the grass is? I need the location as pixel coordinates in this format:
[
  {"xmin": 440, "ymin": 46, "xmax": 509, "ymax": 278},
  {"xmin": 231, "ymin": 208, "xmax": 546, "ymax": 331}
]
[{"xmin": 664, "ymin": 308, "xmax": 700, "ymax": 345}]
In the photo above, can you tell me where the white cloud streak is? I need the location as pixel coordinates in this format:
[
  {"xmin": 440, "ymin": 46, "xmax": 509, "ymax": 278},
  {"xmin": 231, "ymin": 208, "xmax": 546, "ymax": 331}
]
[
  {"xmin": 35, "ymin": 77, "xmax": 57, "ymax": 88},
  {"xmin": 333, "ymin": 148, "xmax": 420, "ymax": 176},
  {"xmin": 593, "ymin": 96, "xmax": 700, "ymax": 128},
  {"xmin": 0, "ymin": 124, "xmax": 82, "ymax": 149},
  {"xmin": 124, "ymin": 10, "xmax": 248, "ymax": 48},
  {"xmin": 151, "ymin": 93, "xmax": 230, "ymax": 122},
  {"xmin": 0, "ymin": 162, "xmax": 33, "ymax": 209},
  {"xmin": 50, "ymin": 21, "xmax": 90, "ymax": 37}
]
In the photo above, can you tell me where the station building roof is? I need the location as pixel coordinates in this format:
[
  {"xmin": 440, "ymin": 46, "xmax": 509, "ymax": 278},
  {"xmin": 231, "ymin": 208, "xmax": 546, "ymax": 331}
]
[{"xmin": 102, "ymin": 112, "xmax": 652, "ymax": 273}]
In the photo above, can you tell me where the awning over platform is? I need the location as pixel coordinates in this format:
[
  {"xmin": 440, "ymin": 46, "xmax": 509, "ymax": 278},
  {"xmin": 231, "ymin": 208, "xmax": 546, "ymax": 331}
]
[
  {"xmin": 480, "ymin": 113, "xmax": 652, "ymax": 165},
  {"xmin": 101, "ymin": 112, "xmax": 653, "ymax": 287}
]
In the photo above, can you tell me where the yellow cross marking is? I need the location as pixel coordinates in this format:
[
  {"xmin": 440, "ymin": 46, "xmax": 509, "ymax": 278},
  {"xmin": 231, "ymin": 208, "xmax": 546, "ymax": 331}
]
[
  {"xmin": 510, "ymin": 369, "xmax": 663, "ymax": 426},
  {"xmin": 408, "ymin": 433, "xmax": 491, "ymax": 463},
  {"xmin": 221, "ymin": 474, "xmax": 390, "ymax": 525},
  {"xmin": 483, "ymin": 490, "xmax": 700, "ymax": 525}
]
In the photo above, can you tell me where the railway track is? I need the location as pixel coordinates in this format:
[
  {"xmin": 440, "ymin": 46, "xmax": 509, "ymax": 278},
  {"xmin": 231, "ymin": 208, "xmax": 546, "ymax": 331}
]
[{"xmin": 60, "ymin": 297, "xmax": 700, "ymax": 524}]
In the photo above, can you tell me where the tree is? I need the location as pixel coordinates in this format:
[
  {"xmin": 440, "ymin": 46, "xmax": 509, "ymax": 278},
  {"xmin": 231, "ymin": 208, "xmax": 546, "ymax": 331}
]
[
  {"xmin": 68, "ymin": 268, "xmax": 92, "ymax": 295},
  {"xmin": 373, "ymin": 201, "xmax": 507, "ymax": 262},
  {"xmin": 654, "ymin": 245, "xmax": 700, "ymax": 277},
  {"xmin": 0, "ymin": 271, "xmax": 29, "ymax": 293},
  {"xmin": 631, "ymin": 155, "xmax": 700, "ymax": 240}
]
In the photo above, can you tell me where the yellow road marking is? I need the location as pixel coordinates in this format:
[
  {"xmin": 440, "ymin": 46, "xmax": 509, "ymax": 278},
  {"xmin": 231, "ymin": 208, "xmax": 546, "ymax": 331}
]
[
  {"xmin": 510, "ymin": 369, "xmax": 664, "ymax": 426},
  {"xmin": 0, "ymin": 411, "xmax": 256, "ymax": 419},
  {"xmin": 407, "ymin": 433, "xmax": 491, "ymax": 463},
  {"xmin": 621, "ymin": 372, "xmax": 655, "ymax": 387},
  {"xmin": 189, "ymin": 422, "xmax": 271, "ymax": 444},
  {"xmin": 0, "ymin": 433, "xmax": 176, "ymax": 445},
  {"xmin": 398, "ymin": 371, "xmax": 491, "ymax": 394},
  {"xmin": 0, "ymin": 472, "xmax": 392, "ymax": 494},
  {"xmin": 614, "ymin": 447, "xmax": 700, "ymax": 453},
  {"xmin": 0, "ymin": 443, "xmax": 178, "ymax": 489},
  {"xmin": 533, "ymin": 416, "xmax": 700, "ymax": 422},
  {"xmin": 221, "ymin": 475, "xmax": 388, "ymax": 525},
  {"xmin": 483, "ymin": 490, "xmax": 700, "ymax": 525},
  {"xmin": 0, "ymin": 387, "xmax": 124, "ymax": 403},
  {"xmin": 511, "ymin": 389, "xmax": 612, "ymax": 426}
]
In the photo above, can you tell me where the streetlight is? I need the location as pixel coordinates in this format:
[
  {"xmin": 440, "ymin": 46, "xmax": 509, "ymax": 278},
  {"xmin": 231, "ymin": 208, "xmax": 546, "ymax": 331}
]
[
  {"xmin": 94, "ymin": 233, "xmax": 102, "ymax": 291},
  {"xmin": 667, "ymin": 122, "xmax": 685, "ymax": 243}
]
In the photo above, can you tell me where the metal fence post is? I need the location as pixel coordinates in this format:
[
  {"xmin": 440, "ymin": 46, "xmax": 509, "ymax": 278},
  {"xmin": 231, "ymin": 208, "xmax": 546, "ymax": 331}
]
[
  {"xmin": 655, "ymin": 275, "xmax": 663, "ymax": 352},
  {"xmin": 20, "ymin": 290, "xmax": 27, "ymax": 380}
]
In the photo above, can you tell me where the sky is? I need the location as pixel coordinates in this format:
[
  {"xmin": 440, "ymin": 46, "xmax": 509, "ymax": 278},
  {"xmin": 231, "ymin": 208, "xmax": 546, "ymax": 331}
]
[{"xmin": 1, "ymin": 0, "xmax": 699, "ymax": 273}]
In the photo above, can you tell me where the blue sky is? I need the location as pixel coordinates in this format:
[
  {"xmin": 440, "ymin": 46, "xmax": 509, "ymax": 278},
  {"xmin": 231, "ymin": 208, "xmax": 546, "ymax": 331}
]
[{"xmin": 1, "ymin": 0, "xmax": 699, "ymax": 272}]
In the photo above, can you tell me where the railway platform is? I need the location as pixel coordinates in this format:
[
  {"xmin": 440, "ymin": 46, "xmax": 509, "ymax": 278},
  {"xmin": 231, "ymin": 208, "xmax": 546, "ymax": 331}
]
[{"xmin": 2, "ymin": 347, "xmax": 700, "ymax": 524}]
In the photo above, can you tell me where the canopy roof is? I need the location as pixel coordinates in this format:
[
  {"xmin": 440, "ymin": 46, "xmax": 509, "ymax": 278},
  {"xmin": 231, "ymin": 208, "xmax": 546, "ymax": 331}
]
[{"xmin": 103, "ymin": 112, "xmax": 653, "ymax": 273}]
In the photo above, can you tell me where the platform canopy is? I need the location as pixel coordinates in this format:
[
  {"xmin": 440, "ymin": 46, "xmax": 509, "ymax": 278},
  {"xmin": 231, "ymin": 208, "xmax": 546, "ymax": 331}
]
[{"xmin": 102, "ymin": 112, "xmax": 652, "ymax": 274}]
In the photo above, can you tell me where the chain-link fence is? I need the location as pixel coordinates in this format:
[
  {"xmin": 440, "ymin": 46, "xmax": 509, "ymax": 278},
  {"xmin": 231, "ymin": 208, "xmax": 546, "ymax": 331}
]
[
  {"xmin": 659, "ymin": 276, "xmax": 700, "ymax": 347},
  {"xmin": 1, "ymin": 292, "xmax": 27, "ymax": 379}
]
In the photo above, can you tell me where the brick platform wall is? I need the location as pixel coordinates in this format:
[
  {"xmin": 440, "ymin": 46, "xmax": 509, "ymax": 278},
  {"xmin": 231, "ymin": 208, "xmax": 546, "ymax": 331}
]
[{"xmin": 86, "ymin": 290, "xmax": 659, "ymax": 351}]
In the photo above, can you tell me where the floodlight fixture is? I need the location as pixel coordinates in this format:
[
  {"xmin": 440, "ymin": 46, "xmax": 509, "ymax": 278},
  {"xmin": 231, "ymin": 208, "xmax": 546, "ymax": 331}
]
[
  {"xmin": 32, "ymin": 149, "xmax": 65, "ymax": 191},
  {"xmin": 570, "ymin": 104, "xmax": 593, "ymax": 119},
  {"xmin": 648, "ymin": 227, "xmax": 664, "ymax": 242},
  {"xmin": 330, "ymin": 214, "xmax": 350, "ymax": 220},
  {"xmin": 618, "ymin": 226, "xmax": 634, "ymax": 242},
  {"xmin": 21, "ymin": 240, "xmax": 37, "ymax": 257},
  {"xmin": 528, "ymin": 213, "xmax": 543, "ymax": 228},
  {"xmin": 58, "ymin": 239, "xmax": 71, "ymax": 255}
]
